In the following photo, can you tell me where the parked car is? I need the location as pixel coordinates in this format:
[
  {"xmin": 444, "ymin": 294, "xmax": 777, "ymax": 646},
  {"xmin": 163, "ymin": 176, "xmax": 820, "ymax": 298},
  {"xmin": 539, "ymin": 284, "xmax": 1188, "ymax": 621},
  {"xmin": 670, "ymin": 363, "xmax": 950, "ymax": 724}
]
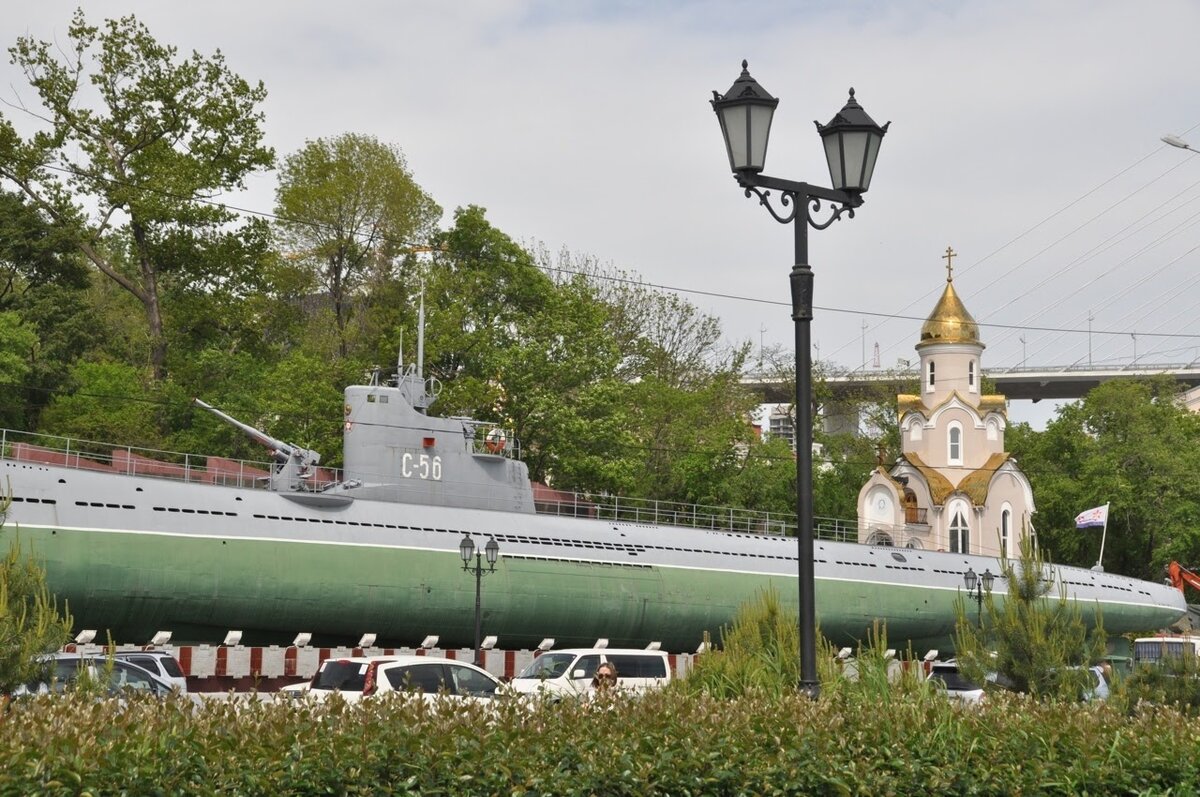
[
  {"xmin": 15, "ymin": 653, "xmax": 175, "ymax": 699},
  {"xmin": 509, "ymin": 648, "xmax": 672, "ymax": 700},
  {"xmin": 293, "ymin": 656, "xmax": 502, "ymax": 705},
  {"xmin": 112, "ymin": 650, "xmax": 188, "ymax": 693},
  {"xmin": 1071, "ymin": 664, "xmax": 1111, "ymax": 701},
  {"xmin": 926, "ymin": 660, "xmax": 985, "ymax": 703}
]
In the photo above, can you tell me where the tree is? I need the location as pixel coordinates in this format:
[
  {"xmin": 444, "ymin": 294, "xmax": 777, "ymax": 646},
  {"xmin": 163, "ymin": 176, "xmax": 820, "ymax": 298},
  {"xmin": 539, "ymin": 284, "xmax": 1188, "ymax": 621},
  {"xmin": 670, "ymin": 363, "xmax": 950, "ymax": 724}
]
[
  {"xmin": 422, "ymin": 206, "xmax": 557, "ymax": 415},
  {"xmin": 38, "ymin": 360, "xmax": 163, "ymax": 449},
  {"xmin": 954, "ymin": 540, "xmax": 1106, "ymax": 701},
  {"xmin": 275, "ymin": 134, "xmax": 441, "ymax": 357},
  {"xmin": 541, "ymin": 246, "xmax": 732, "ymax": 388},
  {"xmin": 0, "ymin": 190, "xmax": 88, "ymax": 302},
  {"xmin": 1009, "ymin": 377, "xmax": 1200, "ymax": 579},
  {"xmin": 0, "ymin": 10, "xmax": 275, "ymax": 379},
  {"xmin": 0, "ymin": 509, "xmax": 73, "ymax": 694}
]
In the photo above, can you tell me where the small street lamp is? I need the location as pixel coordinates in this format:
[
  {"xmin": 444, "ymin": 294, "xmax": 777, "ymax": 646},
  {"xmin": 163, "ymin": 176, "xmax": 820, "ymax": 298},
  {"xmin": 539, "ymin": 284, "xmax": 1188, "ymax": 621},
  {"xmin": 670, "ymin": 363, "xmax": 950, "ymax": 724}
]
[
  {"xmin": 963, "ymin": 567, "xmax": 995, "ymax": 623},
  {"xmin": 711, "ymin": 60, "xmax": 888, "ymax": 696},
  {"xmin": 460, "ymin": 534, "xmax": 500, "ymax": 667},
  {"xmin": 1162, "ymin": 134, "xmax": 1195, "ymax": 152}
]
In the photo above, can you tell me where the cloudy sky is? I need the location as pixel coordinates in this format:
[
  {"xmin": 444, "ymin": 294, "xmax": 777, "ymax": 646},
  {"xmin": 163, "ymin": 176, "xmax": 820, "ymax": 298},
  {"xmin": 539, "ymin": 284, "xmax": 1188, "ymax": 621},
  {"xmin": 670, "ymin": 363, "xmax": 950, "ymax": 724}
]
[{"xmin": 5, "ymin": 1, "xmax": 1200, "ymax": 427}]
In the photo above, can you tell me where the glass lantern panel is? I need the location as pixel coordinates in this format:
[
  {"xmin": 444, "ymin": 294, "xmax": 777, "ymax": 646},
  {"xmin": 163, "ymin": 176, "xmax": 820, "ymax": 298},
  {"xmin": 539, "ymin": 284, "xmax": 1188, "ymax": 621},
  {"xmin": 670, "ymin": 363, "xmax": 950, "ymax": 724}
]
[
  {"xmin": 860, "ymin": 133, "xmax": 881, "ymax": 191},
  {"xmin": 823, "ymin": 135, "xmax": 844, "ymax": 189},
  {"xmin": 720, "ymin": 105, "xmax": 748, "ymax": 171},
  {"xmin": 748, "ymin": 104, "xmax": 774, "ymax": 171},
  {"xmin": 839, "ymin": 130, "xmax": 869, "ymax": 190}
]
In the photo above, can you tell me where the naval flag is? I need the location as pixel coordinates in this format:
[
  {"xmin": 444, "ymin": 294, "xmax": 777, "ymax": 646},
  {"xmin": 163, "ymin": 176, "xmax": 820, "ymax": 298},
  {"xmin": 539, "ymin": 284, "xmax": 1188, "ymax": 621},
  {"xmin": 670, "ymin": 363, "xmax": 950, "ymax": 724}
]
[{"xmin": 1075, "ymin": 505, "xmax": 1109, "ymax": 529}]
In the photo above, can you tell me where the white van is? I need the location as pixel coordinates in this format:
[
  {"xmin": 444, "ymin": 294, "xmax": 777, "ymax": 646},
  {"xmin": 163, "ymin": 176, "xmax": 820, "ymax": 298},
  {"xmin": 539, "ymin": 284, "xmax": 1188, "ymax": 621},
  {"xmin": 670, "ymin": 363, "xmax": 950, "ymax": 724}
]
[
  {"xmin": 1132, "ymin": 635, "xmax": 1200, "ymax": 666},
  {"xmin": 509, "ymin": 648, "xmax": 671, "ymax": 699}
]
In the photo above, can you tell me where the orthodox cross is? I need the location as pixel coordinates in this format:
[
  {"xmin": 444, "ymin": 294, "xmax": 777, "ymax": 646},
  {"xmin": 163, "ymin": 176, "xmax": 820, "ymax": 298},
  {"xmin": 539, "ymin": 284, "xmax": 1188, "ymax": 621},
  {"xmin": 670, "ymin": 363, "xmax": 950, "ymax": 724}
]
[{"xmin": 942, "ymin": 246, "xmax": 956, "ymax": 281}]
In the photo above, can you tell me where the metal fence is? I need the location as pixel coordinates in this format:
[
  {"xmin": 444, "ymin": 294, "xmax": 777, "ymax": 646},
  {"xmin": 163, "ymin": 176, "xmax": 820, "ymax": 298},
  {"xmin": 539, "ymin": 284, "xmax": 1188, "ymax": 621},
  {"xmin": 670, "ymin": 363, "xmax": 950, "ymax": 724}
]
[{"xmin": 2, "ymin": 427, "xmax": 931, "ymax": 548}]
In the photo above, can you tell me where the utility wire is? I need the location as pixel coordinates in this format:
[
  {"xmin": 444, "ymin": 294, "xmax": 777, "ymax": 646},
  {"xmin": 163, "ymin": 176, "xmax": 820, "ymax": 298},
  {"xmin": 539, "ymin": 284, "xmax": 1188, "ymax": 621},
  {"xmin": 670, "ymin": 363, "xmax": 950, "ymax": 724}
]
[{"xmin": 24, "ymin": 156, "xmax": 1200, "ymax": 350}]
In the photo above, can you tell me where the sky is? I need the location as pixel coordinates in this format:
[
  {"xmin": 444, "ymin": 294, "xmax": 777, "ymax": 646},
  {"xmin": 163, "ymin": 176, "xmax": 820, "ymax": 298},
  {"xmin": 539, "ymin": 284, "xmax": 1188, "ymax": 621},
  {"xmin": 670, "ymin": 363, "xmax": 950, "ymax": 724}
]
[{"xmin": 4, "ymin": 1, "xmax": 1200, "ymax": 430}]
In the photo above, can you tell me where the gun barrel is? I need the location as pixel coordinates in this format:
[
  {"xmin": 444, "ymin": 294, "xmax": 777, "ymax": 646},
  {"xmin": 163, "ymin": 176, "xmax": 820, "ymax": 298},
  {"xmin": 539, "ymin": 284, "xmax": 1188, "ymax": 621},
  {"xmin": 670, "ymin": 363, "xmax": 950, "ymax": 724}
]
[{"xmin": 192, "ymin": 398, "xmax": 295, "ymax": 459}]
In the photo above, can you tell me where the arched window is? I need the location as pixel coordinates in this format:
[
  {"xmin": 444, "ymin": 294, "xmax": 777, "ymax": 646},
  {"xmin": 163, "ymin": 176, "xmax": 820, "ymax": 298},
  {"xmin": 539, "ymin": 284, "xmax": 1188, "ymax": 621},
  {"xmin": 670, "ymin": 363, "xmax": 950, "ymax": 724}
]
[
  {"xmin": 1001, "ymin": 507, "xmax": 1012, "ymax": 558},
  {"xmin": 947, "ymin": 422, "xmax": 963, "ymax": 466},
  {"xmin": 949, "ymin": 504, "xmax": 970, "ymax": 554},
  {"xmin": 927, "ymin": 360, "xmax": 936, "ymax": 391}
]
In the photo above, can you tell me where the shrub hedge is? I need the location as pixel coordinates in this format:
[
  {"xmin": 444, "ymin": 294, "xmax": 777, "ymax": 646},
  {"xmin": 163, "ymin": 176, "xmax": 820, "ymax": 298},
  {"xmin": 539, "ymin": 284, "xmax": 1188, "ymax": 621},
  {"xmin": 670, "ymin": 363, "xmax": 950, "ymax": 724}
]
[{"xmin": 4, "ymin": 688, "xmax": 1200, "ymax": 795}]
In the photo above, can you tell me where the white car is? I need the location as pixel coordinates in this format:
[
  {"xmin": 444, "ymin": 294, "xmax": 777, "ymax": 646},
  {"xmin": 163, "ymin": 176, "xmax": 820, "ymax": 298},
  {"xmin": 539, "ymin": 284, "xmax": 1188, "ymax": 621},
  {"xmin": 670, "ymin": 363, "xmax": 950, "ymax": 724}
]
[
  {"xmin": 926, "ymin": 660, "xmax": 985, "ymax": 703},
  {"xmin": 290, "ymin": 655, "xmax": 502, "ymax": 704},
  {"xmin": 509, "ymin": 648, "xmax": 672, "ymax": 700}
]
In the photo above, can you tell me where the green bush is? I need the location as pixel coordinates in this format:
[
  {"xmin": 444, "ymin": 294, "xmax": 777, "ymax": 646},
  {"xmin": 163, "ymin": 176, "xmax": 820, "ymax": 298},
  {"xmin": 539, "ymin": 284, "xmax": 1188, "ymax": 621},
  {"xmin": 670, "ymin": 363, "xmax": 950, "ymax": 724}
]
[
  {"xmin": 4, "ymin": 687, "xmax": 1200, "ymax": 794},
  {"xmin": 1109, "ymin": 654, "xmax": 1200, "ymax": 714},
  {"xmin": 0, "ymin": 519, "xmax": 72, "ymax": 694},
  {"xmin": 673, "ymin": 585, "xmax": 799, "ymax": 699}
]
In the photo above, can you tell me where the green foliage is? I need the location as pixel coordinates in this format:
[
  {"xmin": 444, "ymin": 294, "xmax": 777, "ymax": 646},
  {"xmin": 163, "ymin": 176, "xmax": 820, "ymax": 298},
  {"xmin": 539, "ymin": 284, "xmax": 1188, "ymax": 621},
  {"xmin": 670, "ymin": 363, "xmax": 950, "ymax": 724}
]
[
  {"xmin": 0, "ymin": 190, "xmax": 87, "ymax": 297},
  {"xmin": 0, "ymin": 311, "xmax": 36, "ymax": 387},
  {"xmin": 1111, "ymin": 656, "xmax": 1200, "ymax": 713},
  {"xmin": 1, "ymin": 9, "xmax": 275, "ymax": 378},
  {"xmin": 0, "ymin": 517, "xmax": 73, "ymax": 694},
  {"xmin": 8, "ymin": 687, "xmax": 1200, "ymax": 793},
  {"xmin": 817, "ymin": 623, "xmax": 933, "ymax": 709},
  {"xmin": 954, "ymin": 541, "xmax": 1106, "ymax": 700},
  {"xmin": 723, "ymin": 437, "xmax": 796, "ymax": 517},
  {"xmin": 275, "ymin": 133, "xmax": 441, "ymax": 355},
  {"xmin": 675, "ymin": 585, "xmax": 799, "ymax": 698},
  {"xmin": 38, "ymin": 360, "xmax": 163, "ymax": 449},
  {"xmin": 1010, "ymin": 377, "xmax": 1200, "ymax": 578}
]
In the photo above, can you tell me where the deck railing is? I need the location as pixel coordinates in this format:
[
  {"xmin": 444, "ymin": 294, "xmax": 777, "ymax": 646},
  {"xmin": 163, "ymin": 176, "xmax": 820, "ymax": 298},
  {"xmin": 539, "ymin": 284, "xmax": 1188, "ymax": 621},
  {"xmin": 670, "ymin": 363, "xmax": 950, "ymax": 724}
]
[{"xmin": 0, "ymin": 427, "xmax": 930, "ymax": 547}]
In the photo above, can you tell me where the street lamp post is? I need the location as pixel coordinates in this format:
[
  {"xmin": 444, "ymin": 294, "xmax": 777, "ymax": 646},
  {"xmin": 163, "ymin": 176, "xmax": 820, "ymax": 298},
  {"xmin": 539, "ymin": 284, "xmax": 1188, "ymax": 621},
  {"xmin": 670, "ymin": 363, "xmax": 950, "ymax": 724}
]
[
  {"xmin": 459, "ymin": 534, "xmax": 499, "ymax": 667},
  {"xmin": 963, "ymin": 567, "xmax": 995, "ymax": 624},
  {"xmin": 711, "ymin": 61, "xmax": 888, "ymax": 696}
]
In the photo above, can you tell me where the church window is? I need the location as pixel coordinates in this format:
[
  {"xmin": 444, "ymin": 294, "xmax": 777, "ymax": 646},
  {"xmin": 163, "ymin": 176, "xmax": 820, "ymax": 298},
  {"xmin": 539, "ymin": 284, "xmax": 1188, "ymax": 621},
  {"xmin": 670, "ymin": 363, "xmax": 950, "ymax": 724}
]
[
  {"xmin": 968, "ymin": 360, "xmax": 976, "ymax": 391},
  {"xmin": 949, "ymin": 505, "xmax": 970, "ymax": 554},
  {"xmin": 927, "ymin": 361, "xmax": 935, "ymax": 391},
  {"xmin": 948, "ymin": 422, "xmax": 963, "ymax": 466},
  {"xmin": 1001, "ymin": 506, "xmax": 1012, "ymax": 559}
]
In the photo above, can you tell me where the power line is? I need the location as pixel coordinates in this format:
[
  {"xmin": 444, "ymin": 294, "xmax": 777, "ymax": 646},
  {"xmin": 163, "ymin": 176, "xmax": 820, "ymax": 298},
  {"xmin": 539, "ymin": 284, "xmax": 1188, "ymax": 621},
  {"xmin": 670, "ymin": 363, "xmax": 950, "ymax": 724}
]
[{"xmin": 24, "ymin": 157, "xmax": 1200, "ymax": 349}]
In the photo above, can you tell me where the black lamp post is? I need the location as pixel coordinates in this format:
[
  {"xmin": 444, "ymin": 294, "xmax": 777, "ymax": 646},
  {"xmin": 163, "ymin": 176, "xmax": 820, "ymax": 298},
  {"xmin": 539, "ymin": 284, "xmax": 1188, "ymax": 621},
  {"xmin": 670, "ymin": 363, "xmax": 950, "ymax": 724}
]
[
  {"xmin": 711, "ymin": 61, "xmax": 888, "ymax": 696},
  {"xmin": 460, "ymin": 534, "xmax": 499, "ymax": 666},
  {"xmin": 963, "ymin": 567, "xmax": 995, "ymax": 623}
]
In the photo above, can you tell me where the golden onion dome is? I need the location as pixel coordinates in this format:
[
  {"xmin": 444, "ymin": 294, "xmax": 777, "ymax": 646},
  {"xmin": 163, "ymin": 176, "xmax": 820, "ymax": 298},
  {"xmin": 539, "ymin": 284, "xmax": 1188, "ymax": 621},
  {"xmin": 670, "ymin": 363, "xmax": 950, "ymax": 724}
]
[{"xmin": 918, "ymin": 277, "xmax": 983, "ymax": 349}]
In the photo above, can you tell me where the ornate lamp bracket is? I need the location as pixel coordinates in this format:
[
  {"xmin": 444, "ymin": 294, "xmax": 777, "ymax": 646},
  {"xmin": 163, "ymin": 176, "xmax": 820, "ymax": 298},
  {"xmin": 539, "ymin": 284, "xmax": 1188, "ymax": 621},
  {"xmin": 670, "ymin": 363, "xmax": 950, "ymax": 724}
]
[{"xmin": 736, "ymin": 173, "xmax": 860, "ymax": 229}]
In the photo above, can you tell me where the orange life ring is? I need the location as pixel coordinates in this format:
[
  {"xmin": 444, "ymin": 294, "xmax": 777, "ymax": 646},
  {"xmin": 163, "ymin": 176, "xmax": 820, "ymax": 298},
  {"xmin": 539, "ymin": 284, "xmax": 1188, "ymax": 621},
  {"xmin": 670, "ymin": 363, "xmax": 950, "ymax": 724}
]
[{"xmin": 484, "ymin": 428, "xmax": 506, "ymax": 454}]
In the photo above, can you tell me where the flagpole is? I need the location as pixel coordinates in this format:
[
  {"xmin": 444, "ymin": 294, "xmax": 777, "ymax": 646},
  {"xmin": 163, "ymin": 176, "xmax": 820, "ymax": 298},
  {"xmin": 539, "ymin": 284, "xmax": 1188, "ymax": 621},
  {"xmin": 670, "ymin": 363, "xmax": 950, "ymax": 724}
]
[{"xmin": 1095, "ymin": 501, "xmax": 1111, "ymax": 571}]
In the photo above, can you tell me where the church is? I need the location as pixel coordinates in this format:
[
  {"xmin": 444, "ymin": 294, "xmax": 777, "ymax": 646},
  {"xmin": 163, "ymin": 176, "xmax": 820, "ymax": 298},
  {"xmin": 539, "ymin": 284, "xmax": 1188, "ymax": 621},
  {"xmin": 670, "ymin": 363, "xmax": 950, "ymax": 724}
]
[{"xmin": 856, "ymin": 250, "xmax": 1034, "ymax": 558}]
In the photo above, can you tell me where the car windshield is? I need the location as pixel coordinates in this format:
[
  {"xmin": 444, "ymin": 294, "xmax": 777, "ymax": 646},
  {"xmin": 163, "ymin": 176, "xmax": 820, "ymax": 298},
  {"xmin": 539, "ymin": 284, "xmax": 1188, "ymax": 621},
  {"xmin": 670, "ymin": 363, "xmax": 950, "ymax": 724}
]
[
  {"xmin": 515, "ymin": 653, "xmax": 576, "ymax": 679},
  {"xmin": 312, "ymin": 660, "xmax": 368, "ymax": 691}
]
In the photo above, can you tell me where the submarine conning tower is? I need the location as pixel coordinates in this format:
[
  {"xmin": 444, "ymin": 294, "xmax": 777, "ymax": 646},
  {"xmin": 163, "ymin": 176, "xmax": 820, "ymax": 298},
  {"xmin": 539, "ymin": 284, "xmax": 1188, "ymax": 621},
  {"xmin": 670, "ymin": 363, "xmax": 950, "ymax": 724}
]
[{"xmin": 341, "ymin": 371, "xmax": 536, "ymax": 513}]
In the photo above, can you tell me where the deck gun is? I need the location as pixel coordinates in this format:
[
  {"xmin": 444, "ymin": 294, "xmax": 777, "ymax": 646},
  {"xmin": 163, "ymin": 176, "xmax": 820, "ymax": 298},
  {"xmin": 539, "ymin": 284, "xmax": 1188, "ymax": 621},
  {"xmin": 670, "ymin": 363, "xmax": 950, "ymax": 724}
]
[{"xmin": 192, "ymin": 398, "xmax": 322, "ymax": 492}]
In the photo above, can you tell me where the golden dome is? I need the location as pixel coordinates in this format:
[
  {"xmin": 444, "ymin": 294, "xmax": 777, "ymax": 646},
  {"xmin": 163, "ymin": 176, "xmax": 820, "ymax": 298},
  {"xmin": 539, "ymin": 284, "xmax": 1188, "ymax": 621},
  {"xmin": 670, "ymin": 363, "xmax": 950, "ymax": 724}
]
[{"xmin": 918, "ymin": 277, "xmax": 983, "ymax": 349}]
